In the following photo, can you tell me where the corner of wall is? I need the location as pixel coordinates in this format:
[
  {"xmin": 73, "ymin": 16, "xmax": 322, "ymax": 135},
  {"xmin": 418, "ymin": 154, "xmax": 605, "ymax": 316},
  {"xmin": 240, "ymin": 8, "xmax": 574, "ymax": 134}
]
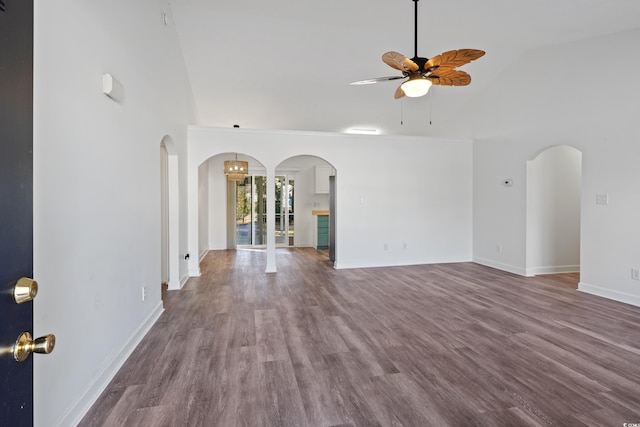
[{"xmin": 473, "ymin": 256, "xmax": 528, "ymax": 276}]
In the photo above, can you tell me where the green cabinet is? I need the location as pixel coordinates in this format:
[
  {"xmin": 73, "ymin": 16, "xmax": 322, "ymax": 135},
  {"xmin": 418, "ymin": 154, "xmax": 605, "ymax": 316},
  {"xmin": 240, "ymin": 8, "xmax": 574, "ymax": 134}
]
[{"xmin": 317, "ymin": 215, "xmax": 329, "ymax": 249}]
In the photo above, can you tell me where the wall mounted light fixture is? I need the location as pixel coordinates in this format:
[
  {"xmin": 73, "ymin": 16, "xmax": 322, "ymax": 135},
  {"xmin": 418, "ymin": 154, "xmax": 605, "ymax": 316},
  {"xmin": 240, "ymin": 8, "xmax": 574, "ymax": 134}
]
[{"xmin": 102, "ymin": 73, "xmax": 124, "ymax": 102}]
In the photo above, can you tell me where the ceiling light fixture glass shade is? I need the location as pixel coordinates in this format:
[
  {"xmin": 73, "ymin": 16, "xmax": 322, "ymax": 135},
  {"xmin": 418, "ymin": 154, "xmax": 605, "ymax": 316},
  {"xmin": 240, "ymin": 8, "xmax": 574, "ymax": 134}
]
[
  {"xmin": 401, "ymin": 75, "xmax": 432, "ymax": 97},
  {"xmin": 224, "ymin": 159, "xmax": 249, "ymax": 181}
]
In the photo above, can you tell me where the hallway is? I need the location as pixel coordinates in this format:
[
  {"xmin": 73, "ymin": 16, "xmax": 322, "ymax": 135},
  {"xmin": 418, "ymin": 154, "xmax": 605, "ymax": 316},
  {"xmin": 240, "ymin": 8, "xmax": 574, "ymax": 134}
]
[{"xmin": 81, "ymin": 248, "xmax": 640, "ymax": 426}]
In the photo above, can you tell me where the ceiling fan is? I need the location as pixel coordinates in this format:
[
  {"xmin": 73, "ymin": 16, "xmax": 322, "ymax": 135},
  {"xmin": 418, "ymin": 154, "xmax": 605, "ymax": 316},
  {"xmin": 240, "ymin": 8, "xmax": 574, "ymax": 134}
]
[{"xmin": 350, "ymin": 0, "xmax": 485, "ymax": 99}]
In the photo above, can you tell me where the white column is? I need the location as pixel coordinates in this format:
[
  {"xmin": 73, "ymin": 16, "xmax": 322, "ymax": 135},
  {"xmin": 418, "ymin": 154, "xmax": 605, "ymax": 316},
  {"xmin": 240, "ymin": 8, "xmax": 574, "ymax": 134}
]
[{"xmin": 265, "ymin": 167, "xmax": 277, "ymax": 273}]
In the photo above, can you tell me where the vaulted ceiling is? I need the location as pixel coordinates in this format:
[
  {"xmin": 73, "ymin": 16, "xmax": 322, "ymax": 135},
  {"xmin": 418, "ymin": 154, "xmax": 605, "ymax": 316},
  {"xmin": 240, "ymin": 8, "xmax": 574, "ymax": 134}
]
[{"xmin": 169, "ymin": 0, "xmax": 640, "ymax": 136}]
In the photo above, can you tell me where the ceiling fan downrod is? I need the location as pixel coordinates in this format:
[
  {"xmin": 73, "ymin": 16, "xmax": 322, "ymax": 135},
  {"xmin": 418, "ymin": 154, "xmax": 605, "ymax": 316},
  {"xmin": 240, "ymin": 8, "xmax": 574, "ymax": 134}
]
[{"xmin": 413, "ymin": 0, "xmax": 419, "ymax": 59}]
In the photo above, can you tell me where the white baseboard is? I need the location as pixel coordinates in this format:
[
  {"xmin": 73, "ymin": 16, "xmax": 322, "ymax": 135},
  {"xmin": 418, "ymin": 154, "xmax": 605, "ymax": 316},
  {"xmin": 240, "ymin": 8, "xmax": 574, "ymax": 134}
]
[
  {"xmin": 55, "ymin": 302, "xmax": 164, "ymax": 427},
  {"xmin": 473, "ymin": 257, "xmax": 528, "ymax": 276},
  {"xmin": 578, "ymin": 281, "xmax": 640, "ymax": 308},
  {"xmin": 168, "ymin": 278, "xmax": 181, "ymax": 291},
  {"xmin": 333, "ymin": 257, "xmax": 473, "ymax": 270},
  {"xmin": 526, "ymin": 264, "xmax": 580, "ymax": 276},
  {"xmin": 199, "ymin": 249, "xmax": 208, "ymax": 262},
  {"xmin": 179, "ymin": 274, "xmax": 190, "ymax": 288}
]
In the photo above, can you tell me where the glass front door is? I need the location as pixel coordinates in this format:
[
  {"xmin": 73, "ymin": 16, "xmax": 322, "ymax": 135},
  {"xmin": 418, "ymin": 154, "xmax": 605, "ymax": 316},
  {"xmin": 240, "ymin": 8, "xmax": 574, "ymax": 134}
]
[
  {"xmin": 236, "ymin": 175, "xmax": 293, "ymax": 247},
  {"xmin": 275, "ymin": 176, "xmax": 294, "ymax": 246}
]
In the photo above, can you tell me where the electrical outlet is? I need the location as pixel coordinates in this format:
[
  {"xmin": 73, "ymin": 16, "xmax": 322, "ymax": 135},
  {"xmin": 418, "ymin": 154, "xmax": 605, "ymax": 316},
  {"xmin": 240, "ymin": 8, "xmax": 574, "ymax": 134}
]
[
  {"xmin": 632, "ymin": 269, "xmax": 640, "ymax": 281},
  {"xmin": 142, "ymin": 286, "xmax": 147, "ymax": 301},
  {"xmin": 596, "ymin": 193, "xmax": 609, "ymax": 205}
]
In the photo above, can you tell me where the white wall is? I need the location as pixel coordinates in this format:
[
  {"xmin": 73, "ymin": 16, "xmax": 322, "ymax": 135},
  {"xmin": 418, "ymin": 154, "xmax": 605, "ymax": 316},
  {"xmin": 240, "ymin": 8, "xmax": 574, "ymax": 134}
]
[
  {"xmin": 436, "ymin": 29, "xmax": 640, "ymax": 305},
  {"xmin": 526, "ymin": 146, "xmax": 582, "ymax": 275},
  {"xmin": 187, "ymin": 127, "xmax": 473, "ymax": 272},
  {"xmin": 32, "ymin": 1, "xmax": 195, "ymax": 425}
]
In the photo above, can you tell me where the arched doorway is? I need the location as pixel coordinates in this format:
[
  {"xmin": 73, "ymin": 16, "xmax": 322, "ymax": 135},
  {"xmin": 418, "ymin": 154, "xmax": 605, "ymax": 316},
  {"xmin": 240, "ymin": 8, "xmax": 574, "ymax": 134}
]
[
  {"xmin": 196, "ymin": 153, "xmax": 266, "ymax": 252},
  {"xmin": 526, "ymin": 145, "xmax": 582, "ymax": 276},
  {"xmin": 160, "ymin": 136, "xmax": 180, "ymax": 290},
  {"xmin": 276, "ymin": 155, "xmax": 336, "ymax": 260}
]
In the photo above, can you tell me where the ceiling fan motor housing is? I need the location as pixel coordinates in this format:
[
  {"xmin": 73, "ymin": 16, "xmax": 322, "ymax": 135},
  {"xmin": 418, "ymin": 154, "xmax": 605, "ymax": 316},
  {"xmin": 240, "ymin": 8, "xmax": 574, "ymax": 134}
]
[{"xmin": 411, "ymin": 57, "xmax": 429, "ymax": 72}]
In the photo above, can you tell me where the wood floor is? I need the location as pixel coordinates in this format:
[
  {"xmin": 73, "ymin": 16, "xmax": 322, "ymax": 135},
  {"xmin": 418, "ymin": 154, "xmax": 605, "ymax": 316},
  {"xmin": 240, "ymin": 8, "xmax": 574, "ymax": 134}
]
[{"xmin": 80, "ymin": 248, "xmax": 640, "ymax": 426}]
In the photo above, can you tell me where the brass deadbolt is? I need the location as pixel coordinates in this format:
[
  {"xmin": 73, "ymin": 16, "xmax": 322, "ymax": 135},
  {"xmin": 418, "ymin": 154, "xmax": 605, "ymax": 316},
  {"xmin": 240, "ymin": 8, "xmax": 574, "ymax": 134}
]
[
  {"xmin": 13, "ymin": 332, "xmax": 56, "ymax": 362},
  {"xmin": 14, "ymin": 277, "xmax": 38, "ymax": 304}
]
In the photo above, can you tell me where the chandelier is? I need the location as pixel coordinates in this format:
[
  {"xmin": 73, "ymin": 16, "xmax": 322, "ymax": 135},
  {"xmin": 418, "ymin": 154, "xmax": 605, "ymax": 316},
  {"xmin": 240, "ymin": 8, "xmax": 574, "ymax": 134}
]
[{"xmin": 224, "ymin": 156, "xmax": 248, "ymax": 181}]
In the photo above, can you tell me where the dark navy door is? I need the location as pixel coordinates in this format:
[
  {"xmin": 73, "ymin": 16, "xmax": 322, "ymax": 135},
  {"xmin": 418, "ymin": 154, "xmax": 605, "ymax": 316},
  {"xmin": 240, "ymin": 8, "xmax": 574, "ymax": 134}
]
[{"xmin": 0, "ymin": 0, "xmax": 35, "ymax": 425}]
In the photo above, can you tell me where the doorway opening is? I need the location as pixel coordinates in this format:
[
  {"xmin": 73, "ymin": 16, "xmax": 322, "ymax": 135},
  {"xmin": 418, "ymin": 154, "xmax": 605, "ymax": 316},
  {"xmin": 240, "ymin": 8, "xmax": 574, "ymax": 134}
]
[
  {"xmin": 160, "ymin": 136, "xmax": 180, "ymax": 290},
  {"xmin": 160, "ymin": 141, "xmax": 169, "ymax": 304},
  {"xmin": 526, "ymin": 145, "xmax": 582, "ymax": 276}
]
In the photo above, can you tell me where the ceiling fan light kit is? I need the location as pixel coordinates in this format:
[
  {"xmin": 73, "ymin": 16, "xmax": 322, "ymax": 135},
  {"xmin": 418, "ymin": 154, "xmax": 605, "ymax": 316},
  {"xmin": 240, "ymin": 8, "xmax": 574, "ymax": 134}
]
[
  {"xmin": 400, "ymin": 75, "xmax": 432, "ymax": 97},
  {"xmin": 351, "ymin": 0, "xmax": 484, "ymax": 99}
]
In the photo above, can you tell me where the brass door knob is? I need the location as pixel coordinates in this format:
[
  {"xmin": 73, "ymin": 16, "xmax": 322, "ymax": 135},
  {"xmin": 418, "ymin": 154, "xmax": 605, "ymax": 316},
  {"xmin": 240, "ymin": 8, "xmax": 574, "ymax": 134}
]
[
  {"xmin": 13, "ymin": 332, "xmax": 56, "ymax": 362},
  {"xmin": 14, "ymin": 277, "xmax": 38, "ymax": 304}
]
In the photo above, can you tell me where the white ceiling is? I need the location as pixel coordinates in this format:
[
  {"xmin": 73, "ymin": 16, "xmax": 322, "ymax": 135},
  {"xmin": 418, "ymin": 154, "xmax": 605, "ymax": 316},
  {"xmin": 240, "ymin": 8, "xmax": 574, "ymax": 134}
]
[{"xmin": 169, "ymin": 0, "xmax": 640, "ymax": 136}]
